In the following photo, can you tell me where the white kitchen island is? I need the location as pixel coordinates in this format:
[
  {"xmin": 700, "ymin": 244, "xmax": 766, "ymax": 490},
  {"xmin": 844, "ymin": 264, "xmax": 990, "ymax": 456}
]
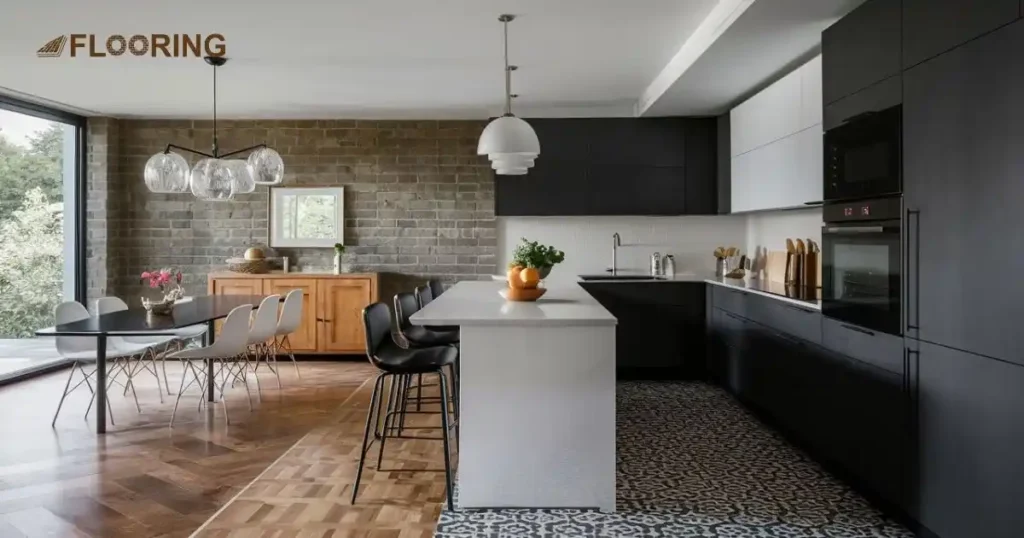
[{"xmin": 410, "ymin": 280, "xmax": 617, "ymax": 512}]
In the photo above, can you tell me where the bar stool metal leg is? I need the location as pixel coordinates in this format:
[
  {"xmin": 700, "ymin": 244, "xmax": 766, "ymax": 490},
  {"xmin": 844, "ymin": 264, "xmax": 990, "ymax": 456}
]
[
  {"xmin": 437, "ymin": 369, "xmax": 455, "ymax": 511},
  {"xmin": 351, "ymin": 373, "xmax": 385, "ymax": 504}
]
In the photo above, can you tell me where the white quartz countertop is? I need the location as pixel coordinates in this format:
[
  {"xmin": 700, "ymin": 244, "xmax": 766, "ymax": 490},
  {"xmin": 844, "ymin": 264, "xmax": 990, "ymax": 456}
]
[
  {"xmin": 705, "ymin": 276, "xmax": 821, "ymax": 310},
  {"xmin": 410, "ymin": 281, "xmax": 617, "ymax": 327}
]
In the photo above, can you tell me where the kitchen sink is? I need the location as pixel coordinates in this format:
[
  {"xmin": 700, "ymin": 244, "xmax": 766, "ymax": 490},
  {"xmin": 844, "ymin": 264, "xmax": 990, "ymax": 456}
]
[{"xmin": 578, "ymin": 274, "xmax": 667, "ymax": 281}]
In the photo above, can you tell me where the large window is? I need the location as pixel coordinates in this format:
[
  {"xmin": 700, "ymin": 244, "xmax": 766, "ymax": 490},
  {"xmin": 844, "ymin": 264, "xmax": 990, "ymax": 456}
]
[{"xmin": 0, "ymin": 96, "xmax": 85, "ymax": 381}]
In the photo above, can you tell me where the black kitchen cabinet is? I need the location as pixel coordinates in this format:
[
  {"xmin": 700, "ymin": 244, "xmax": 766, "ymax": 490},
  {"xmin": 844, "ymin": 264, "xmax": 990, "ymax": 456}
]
[
  {"xmin": 715, "ymin": 113, "xmax": 731, "ymax": 215},
  {"xmin": 910, "ymin": 339, "xmax": 1024, "ymax": 537},
  {"xmin": 580, "ymin": 282, "xmax": 706, "ymax": 378},
  {"xmin": 588, "ymin": 165, "xmax": 686, "ymax": 216},
  {"xmin": 708, "ymin": 285, "xmax": 909, "ymax": 512},
  {"xmin": 903, "ymin": 20, "xmax": 1024, "ymax": 366},
  {"xmin": 684, "ymin": 118, "xmax": 717, "ymax": 215},
  {"xmin": 494, "ymin": 118, "xmax": 717, "ymax": 216},
  {"xmin": 495, "ymin": 161, "xmax": 590, "ymax": 216},
  {"xmin": 822, "ymin": 0, "xmax": 902, "ymax": 105},
  {"xmin": 529, "ymin": 118, "xmax": 590, "ymax": 161},
  {"xmin": 902, "ymin": 0, "xmax": 1020, "ymax": 69}
]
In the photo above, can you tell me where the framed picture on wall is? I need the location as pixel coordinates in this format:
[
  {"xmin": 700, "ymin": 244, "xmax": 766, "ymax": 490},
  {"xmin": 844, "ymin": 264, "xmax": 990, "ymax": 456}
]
[{"xmin": 269, "ymin": 186, "xmax": 345, "ymax": 248}]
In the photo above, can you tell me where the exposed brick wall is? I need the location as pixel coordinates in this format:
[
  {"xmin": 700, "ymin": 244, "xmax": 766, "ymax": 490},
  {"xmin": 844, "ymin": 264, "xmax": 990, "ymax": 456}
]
[
  {"xmin": 86, "ymin": 119, "xmax": 496, "ymax": 300},
  {"xmin": 84, "ymin": 118, "xmax": 121, "ymax": 302}
]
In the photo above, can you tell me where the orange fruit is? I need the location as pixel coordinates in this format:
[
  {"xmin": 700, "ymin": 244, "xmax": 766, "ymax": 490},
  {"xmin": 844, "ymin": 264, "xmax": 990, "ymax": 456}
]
[
  {"xmin": 519, "ymin": 267, "xmax": 541, "ymax": 289},
  {"xmin": 507, "ymin": 266, "xmax": 526, "ymax": 289}
]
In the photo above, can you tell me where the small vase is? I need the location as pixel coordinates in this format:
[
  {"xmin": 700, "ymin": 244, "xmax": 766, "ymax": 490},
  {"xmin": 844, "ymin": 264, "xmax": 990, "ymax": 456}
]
[{"xmin": 333, "ymin": 252, "xmax": 343, "ymax": 274}]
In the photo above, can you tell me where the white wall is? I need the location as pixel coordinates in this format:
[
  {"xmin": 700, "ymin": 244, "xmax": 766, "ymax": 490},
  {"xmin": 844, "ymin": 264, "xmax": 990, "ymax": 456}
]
[
  {"xmin": 745, "ymin": 207, "xmax": 822, "ymax": 271},
  {"xmin": 498, "ymin": 216, "xmax": 748, "ymax": 285}
]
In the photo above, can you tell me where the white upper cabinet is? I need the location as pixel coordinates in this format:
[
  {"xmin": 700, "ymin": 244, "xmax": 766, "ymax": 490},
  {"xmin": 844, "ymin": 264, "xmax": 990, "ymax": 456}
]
[
  {"xmin": 799, "ymin": 55, "xmax": 823, "ymax": 128},
  {"xmin": 730, "ymin": 55, "xmax": 823, "ymax": 213},
  {"xmin": 730, "ymin": 66, "xmax": 802, "ymax": 157}
]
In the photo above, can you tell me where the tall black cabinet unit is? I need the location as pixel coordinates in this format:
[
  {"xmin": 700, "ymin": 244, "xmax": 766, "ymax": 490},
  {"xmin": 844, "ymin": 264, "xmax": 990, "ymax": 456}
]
[
  {"xmin": 908, "ymin": 340, "xmax": 1024, "ymax": 537},
  {"xmin": 901, "ymin": 14, "xmax": 1024, "ymax": 538},
  {"xmin": 903, "ymin": 19, "xmax": 1024, "ymax": 367},
  {"xmin": 822, "ymin": 0, "xmax": 902, "ymax": 105},
  {"xmin": 494, "ymin": 118, "xmax": 719, "ymax": 217},
  {"xmin": 902, "ymin": 0, "xmax": 1020, "ymax": 69}
]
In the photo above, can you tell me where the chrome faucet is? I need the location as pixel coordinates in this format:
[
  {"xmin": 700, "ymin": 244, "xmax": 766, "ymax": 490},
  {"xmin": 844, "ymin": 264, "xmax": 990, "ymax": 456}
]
[{"xmin": 611, "ymin": 233, "xmax": 621, "ymax": 274}]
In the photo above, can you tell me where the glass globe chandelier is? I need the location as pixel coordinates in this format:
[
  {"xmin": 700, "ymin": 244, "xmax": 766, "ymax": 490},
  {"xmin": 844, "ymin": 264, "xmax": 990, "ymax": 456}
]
[
  {"xmin": 144, "ymin": 56, "xmax": 284, "ymax": 201},
  {"xmin": 477, "ymin": 14, "xmax": 540, "ymax": 175}
]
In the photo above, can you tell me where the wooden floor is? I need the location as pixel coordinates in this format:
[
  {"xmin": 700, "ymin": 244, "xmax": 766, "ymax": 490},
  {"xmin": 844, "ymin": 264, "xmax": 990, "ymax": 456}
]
[{"xmin": 0, "ymin": 360, "xmax": 449, "ymax": 538}]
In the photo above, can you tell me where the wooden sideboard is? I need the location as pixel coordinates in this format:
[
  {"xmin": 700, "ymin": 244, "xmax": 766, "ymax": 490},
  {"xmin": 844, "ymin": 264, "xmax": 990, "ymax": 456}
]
[{"xmin": 208, "ymin": 272, "xmax": 379, "ymax": 354}]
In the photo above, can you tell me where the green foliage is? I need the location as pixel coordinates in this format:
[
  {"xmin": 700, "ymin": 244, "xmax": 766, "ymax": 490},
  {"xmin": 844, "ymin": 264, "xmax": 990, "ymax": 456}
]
[
  {"xmin": 0, "ymin": 189, "xmax": 63, "ymax": 338},
  {"xmin": 0, "ymin": 124, "xmax": 64, "ymax": 218},
  {"xmin": 0, "ymin": 123, "xmax": 67, "ymax": 337},
  {"xmin": 334, "ymin": 243, "xmax": 345, "ymax": 253},
  {"xmin": 511, "ymin": 237, "xmax": 566, "ymax": 269}
]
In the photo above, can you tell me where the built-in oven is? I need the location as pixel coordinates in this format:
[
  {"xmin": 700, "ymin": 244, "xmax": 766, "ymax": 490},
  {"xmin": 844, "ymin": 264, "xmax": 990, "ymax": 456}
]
[
  {"xmin": 824, "ymin": 104, "xmax": 902, "ymax": 201},
  {"xmin": 821, "ymin": 196, "xmax": 902, "ymax": 335}
]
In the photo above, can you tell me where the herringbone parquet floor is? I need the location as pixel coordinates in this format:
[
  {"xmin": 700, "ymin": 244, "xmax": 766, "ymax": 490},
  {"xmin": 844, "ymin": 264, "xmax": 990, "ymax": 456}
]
[
  {"xmin": 193, "ymin": 374, "xmax": 453, "ymax": 538},
  {"xmin": 0, "ymin": 360, "xmax": 446, "ymax": 538}
]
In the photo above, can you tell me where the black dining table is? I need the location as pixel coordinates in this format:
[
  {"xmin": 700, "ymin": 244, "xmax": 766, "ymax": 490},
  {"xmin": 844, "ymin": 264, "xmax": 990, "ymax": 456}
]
[{"xmin": 36, "ymin": 295, "xmax": 266, "ymax": 433}]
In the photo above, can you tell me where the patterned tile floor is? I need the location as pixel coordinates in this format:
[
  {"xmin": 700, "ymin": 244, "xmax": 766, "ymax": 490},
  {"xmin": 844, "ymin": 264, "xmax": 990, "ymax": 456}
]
[{"xmin": 436, "ymin": 382, "xmax": 913, "ymax": 537}]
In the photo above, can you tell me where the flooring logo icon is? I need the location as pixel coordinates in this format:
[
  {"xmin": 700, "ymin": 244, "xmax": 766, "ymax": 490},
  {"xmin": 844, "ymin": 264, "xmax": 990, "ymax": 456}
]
[{"xmin": 37, "ymin": 35, "xmax": 68, "ymax": 58}]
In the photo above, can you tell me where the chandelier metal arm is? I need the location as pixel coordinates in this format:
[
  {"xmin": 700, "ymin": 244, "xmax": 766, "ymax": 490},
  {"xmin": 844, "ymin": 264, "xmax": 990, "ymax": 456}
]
[
  {"xmin": 163, "ymin": 144, "xmax": 215, "ymax": 159},
  {"xmin": 163, "ymin": 142, "xmax": 268, "ymax": 160},
  {"xmin": 219, "ymin": 143, "xmax": 268, "ymax": 159}
]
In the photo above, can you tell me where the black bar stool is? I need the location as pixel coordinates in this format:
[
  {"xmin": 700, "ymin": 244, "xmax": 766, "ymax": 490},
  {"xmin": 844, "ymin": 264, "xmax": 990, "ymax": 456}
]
[
  {"xmin": 428, "ymin": 279, "xmax": 445, "ymax": 299},
  {"xmin": 417, "ymin": 284, "xmax": 460, "ymax": 332},
  {"xmin": 351, "ymin": 302, "xmax": 457, "ymax": 510},
  {"xmin": 395, "ymin": 291, "xmax": 460, "ymax": 418}
]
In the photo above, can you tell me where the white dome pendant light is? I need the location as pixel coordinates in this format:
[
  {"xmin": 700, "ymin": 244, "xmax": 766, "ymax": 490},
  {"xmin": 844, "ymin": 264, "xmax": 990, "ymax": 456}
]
[{"xmin": 477, "ymin": 14, "xmax": 540, "ymax": 175}]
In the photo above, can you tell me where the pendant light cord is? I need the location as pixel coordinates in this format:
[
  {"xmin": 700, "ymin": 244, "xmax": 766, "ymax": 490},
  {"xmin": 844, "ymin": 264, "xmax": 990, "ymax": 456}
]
[
  {"xmin": 503, "ymin": 18, "xmax": 512, "ymax": 116},
  {"xmin": 212, "ymin": 62, "xmax": 219, "ymax": 157}
]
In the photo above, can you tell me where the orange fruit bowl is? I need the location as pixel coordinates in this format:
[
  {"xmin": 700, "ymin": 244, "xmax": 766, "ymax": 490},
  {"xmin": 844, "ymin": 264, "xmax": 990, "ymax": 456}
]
[{"xmin": 500, "ymin": 286, "xmax": 547, "ymax": 302}]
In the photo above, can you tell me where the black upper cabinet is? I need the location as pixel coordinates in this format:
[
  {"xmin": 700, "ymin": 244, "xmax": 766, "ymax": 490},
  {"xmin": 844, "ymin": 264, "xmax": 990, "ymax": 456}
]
[
  {"xmin": 715, "ymin": 114, "xmax": 731, "ymax": 215},
  {"xmin": 903, "ymin": 20, "xmax": 1024, "ymax": 365},
  {"xmin": 527, "ymin": 119, "xmax": 590, "ymax": 161},
  {"xmin": 684, "ymin": 118, "xmax": 717, "ymax": 215},
  {"xmin": 902, "ymin": 0, "xmax": 1020, "ymax": 69},
  {"xmin": 494, "ymin": 118, "xmax": 717, "ymax": 216},
  {"xmin": 589, "ymin": 165, "xmax": 686, "ymax": 215},
  {"xmin": 822, "ymin": 0, "xmax": 902, "ymax": 105},
  {"xmin": 912, "ymin": 340, "xmax": 1024, "ymax": 537},
  {"xmin": 494, "ymin": 161, "xmax": 589, "ymax": 217}
]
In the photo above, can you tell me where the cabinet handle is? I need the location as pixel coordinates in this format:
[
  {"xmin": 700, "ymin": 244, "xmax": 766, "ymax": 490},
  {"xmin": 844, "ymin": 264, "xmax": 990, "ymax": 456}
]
[
  {"xmin": 906, "ymin": 208, "xmax": 921, "ymax": 332},
  {"xmin": 783, "ymin": 303, "xmax": 814, "ymax": 314},
  {"xmin": 840, "ymin": 323, "xmax": 875, "ymax": 336}
]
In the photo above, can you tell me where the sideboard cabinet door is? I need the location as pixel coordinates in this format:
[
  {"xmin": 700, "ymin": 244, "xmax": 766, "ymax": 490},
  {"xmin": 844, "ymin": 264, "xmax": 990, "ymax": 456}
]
[{"xmin": 318, "ymin": 278, "xmax": 374, "ymax": 353}]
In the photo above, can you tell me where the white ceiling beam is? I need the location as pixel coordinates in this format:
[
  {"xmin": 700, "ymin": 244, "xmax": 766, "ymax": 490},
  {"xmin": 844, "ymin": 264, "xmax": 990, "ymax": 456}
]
[{"xmin": 635, "ymin": 0, "xmax": 755, "ymax": 116}]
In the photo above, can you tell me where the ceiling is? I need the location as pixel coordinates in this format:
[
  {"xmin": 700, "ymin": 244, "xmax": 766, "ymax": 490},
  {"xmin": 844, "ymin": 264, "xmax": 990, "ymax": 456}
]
[{"xmin": 0, "ymin": 0, "xmax": 863, "ymax": 120}]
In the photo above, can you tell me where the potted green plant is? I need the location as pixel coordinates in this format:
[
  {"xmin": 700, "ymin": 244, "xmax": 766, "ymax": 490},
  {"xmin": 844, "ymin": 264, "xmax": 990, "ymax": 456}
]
[
  {"xmin": 510, "ymin": 238, "xmax": 566, "ymax": 280},
  {"xmin": 333, "ymin": 243, "xmax": 347, "ymax": 274}
]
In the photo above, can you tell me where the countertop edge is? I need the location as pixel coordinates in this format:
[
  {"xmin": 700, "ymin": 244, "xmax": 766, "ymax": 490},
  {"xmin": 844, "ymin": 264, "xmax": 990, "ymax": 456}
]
[
  {"xmin": 704, "ymin": 278, "xmax": 822, "ymax": 311},
  {"xmin": 409, "ymin": 318, "xmax": 617, "ymax": 327}
]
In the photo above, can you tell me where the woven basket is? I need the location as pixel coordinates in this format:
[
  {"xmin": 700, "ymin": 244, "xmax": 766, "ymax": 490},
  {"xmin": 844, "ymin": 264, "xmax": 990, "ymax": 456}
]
[{"xmin": 226, "ymin": 257, "xmax": 270, "ymax": 274}]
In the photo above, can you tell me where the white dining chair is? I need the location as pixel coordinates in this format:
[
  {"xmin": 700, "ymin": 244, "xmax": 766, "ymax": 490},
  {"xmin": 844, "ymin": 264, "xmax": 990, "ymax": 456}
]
[
  {"xmin": 51, "ymin": 301, "xmax": 141, "ymax": 427},
  {"xmin": 93, "ymin": 297, "xmax": 207, "ymax": 397},
  {"xmin": 94, "ymin": 297, "xmax": 175, "ymax": 404},
  {"xmin": 248, "ymin": 295, "xmax": 282, "ymax": 392},
  {"xmin": 166, "ymin": 304, "xmax": 254, "ymax": 426},
  {"xmin": 272, "ymin": 289, "xmax": 303, "ymax": 378}
]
